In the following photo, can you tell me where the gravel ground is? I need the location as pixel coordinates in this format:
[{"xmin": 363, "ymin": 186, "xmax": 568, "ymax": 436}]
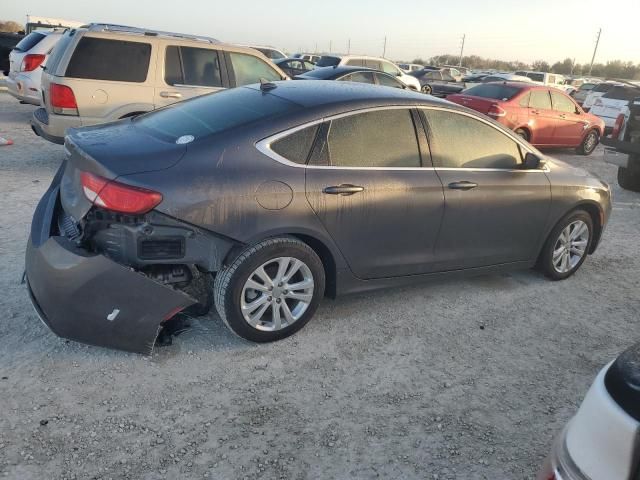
[{"xmin": 0, "ymin": 92, "xmax": 639, "ymax": 480}]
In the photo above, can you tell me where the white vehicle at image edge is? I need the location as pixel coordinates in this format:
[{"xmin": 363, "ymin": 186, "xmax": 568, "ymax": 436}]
[
  {"xmin": 6, "ymin": 29, "xmax": 65, "ymax": 105},
  {"xmin": 537, "ymin": 342, "xmax": 640, "ymax": 480},
  {"xmin": 582, "ymin": 81, "xmax": 624, "ymax": 111},
  {"xmin": 314, "ymin": 54, "xmax": 421, "ymax": 90},
  {"xmin": 589, "ymin": 84, "xmax": 640, "ymax": 129}
]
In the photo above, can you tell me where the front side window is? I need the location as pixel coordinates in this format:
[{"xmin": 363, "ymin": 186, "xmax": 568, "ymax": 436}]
[
  {"xmin": 229, "ymin": 52, "xmax": 281, "ymax": 86},
  {"xmin": 345, "ymin": 58, "xmax": 363, "ymax": 67},
  {"xmin": 529, "ymin": 89, "xmax": 552, "ymax": 109},
  {"xmin": 551, "ymin": 91, "xmax": 577, "ymax": 113},
  {"xmin": 270, "ymin": 125, "xmax": 319, "ymax": 164},
  {"xmin": 422, "ymin": 109, "xmax": 522, "ymax": 169},
  {"xmin": 363, "ymin": 59, "xmax": 382, "ymax": 70},
  {"xmin": 375, "ymin": 73, "xmax": 403, "ymax": 88},
  {"xmin": 66, "ymin": 37, "xmax": 151, "ymax": 82},
  {"xmin": 326, "ymin": 109, "xmax": 421, "ymax": 168},
  {"xmin": 339, "ymin": 71, "xmax": 375, "ymax": 84},
  {"xmin": 165, "ymin": 46, "xmax": 222, "ymax": 87}
]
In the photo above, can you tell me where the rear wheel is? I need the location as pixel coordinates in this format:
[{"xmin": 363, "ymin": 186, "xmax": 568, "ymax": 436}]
[
  {"xmin": 538, "ymin": 210, "xmax": 593, "ymax": 280},
  {"xmin": 514, "ymin": 128, "xmax": 530, "ymax": 142},
  {"xmin": 214, "ymin": 237, "xmax": 325, "ymax": 342},
  {"xmin": 576, "ymin": 130, "xmax": 599, "ymax": 155},
  {"xmin": 421, "ymin": 84, "xmax": 433, "ymax": 95},
  {"xmin": 618, "ymin": 165, "xmax": 640, "ymax": 192}
]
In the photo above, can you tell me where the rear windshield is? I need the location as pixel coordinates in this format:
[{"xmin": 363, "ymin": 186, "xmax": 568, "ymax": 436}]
[
  {"xmin": 593, "ymin": 83, "xmax": 614, "ymax": 93},
  {"xmin": 462, "ymin": 83, "xmax": 522, "ymax": 100},
  {"xmin": 45, "ymin": 30, "xmax": 75, "ymax": 75},
  {"xmin": 603, "ymin": 87, "xmax": 640, "ymax": 101},
  {"xmin": 316, "ymin": 56, "xmax": 341, "ymax": 67},
  {"xmin": 134, "ymin": 86, "xmax": 300, "ymax": 141},
  {"xmin": 65, "ymin": 37, "xmax": 151, "ymax": 82},
  {"xmin": 525, "ymin": 73, "xmax": 545, "ymax": 82},
  {"xmin": 14, "ymin": 32, "xmax": 46, "ymax": 52}
]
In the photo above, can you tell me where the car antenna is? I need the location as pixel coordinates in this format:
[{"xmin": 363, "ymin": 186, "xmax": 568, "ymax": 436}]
[{"xmin": 259, "ymin": 78, "xmax": 277, "ymax": 92}]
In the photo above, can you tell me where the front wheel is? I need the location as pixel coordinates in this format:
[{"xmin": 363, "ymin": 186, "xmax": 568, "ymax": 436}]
[
  {"xmin": 576, "ymin": 130, "xmax": 599, "ymax": 155},
  {"xmin": 214, "ymin": 237, "xmax": 325, "ymax": 342},
  {"xmin": 421, "ymin": 84, "xmax": 433, "ymax": 95},
  {"xmin": 538, "ymin": 210, "xmax": 593, "ymax": 280},
  {"xmin": 514, "ymin": 128, "xmax": 530, "ymax": 142}
]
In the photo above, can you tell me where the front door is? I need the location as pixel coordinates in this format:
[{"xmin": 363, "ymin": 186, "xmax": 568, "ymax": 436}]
[
  {"xmin": 420, "ymin": 108, "xmax": 551, "ymax": 270},
  {"xmin": 154, "ymin": 44, "xmax": 226, "ymax": 108},
  {"xmin": 551, "ymin": 90, "xmax": 587, "ymax": 145},
  {"xmin": 305, "ymin": 108, "xmax": 445, "ymax": 279},
  {"xmin": 527, "ymin": 88, "xmax": 557, "ymax": 145}
]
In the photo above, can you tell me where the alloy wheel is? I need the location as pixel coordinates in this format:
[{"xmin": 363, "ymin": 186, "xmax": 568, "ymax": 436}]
[
  {"xmin": 552, "ymin": 220, "xmax": 589, "ymax": 274},
  {"xmin": 240, "ymin": 257, "xmax": 314, "ymax": 331},
  {"xmin": 584, "ymin": 131, "xmax": 598, "ymax": 153}
]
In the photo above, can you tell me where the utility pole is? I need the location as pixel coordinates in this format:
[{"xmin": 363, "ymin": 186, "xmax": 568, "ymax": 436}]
[
  {"xmin": 329, "ymin": 40, "xmax": 332, "ymax": 53},
  {"xmin": 570, "ymin": 57, "xmax": 576, "ymax": 75},
  {"xmin": 383, "ymin": 36, "xmax": 387, "ymax": 57},
  {"xmin": 314, "ymin": 42, "xmax": 317, "ymax": 54},
  {"xmin": 347, "ymin": 39, "xmax": 351, "ymax": 54},
  {"xmin": 458, "ymin": 34, "xmax": 466, "ymax": 67},
  {"xmin": 588, "ymin": 28, "xmax": 601, "ymax": 76}
]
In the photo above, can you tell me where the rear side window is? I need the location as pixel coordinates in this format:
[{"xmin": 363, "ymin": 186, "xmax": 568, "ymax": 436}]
[
  {"xmin": 66, "ymin": 37, "xmax": 151, "ymax": 82},
  {"xmin": 134, "ymin": 86, "xmax": 298, "ymax": 140},
  {"xmin": 326, "ymin": 109, "xmax": 420, "ymax": 168},
  {"xmin": 14, "ymin": 32, "xmax": 46, "ymax": 52},
  {"xmin": 345, "ymin": 59, "xmax": 363, "ymax": 67},
  {"xmin": 364, "ymin": 59, "xmax": 382, "ymax": 70},
  {"xmin": 529, "ymin": 90, "xmax": 552, "ymax": 109},
  {"xmin": 270, "ymin": 125, "xmax": 319, "ymax": 164},
  {"xmin": 551, "ymin": 91, "xmax": 577, "ymax": 113},
  {"xmin": 44, "ymin": 31, "xmax": 75, "ymax": 74},
  {"xmin": 423, "ymin": 109, "xmax": 522, "ymax": 169},
  {"xmin": 165, "ymin": 46, "xmax": 222, "ymax": 87},
  {"xmin": 464, "ymin": 84, "xmax": 523, "ymax": 100},
  {"xmin": 229, "ymin": 52, "xmax": 281, "ymax": 86}
]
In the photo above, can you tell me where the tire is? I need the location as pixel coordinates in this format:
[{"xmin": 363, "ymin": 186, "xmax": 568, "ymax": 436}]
[
  {"xmin": 214, "ymin": 237, "xmax": 325, "ymax": 342},
  {"xmin": 618, "ymin": 166, "xmax": 640, "ymax": 192},
  {"xmin": 421, "ymin": 84, "xmax": 433, "ymax": 95},
  {"xmin": 538, "ymin": 210, "xmax": 593, "ymax": 281},
  {"xmin": 514, "ymin": 128, "xmax": 530, "ymax": 142},
  {"xmin": 575, "ymin": 129, "xmax": 599, "ymax": 155}
]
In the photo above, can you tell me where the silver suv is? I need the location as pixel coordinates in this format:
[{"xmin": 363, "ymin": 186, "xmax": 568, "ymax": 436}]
[{"xmin": 31, "ymin": 24, "xmax": 288, "ymax": 144}]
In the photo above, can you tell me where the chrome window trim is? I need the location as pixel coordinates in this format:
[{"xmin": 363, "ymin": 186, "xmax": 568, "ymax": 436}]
[{"xmin": 255, "ymin": 104, "xmax": 550, "ymax": 173}]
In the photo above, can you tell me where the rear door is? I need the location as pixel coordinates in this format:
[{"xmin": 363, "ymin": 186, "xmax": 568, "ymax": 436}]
[
  {"xmin": 154, "ymin": 43, "xmax": 227, "ymax": 108},
  {"xmin": 550, "ymin": 90, "xmax": 586, "ymax": 145},
  {"xmin": 420, "ymin": 107, "xmax": 550, "ymax": 270},
  {"xmin": 526, "ymin": 88, "xmax": 557, "ymax": 145},
  {"xmin": 304, "ymin": 107, "xmax": 445, "ymax": 279}
]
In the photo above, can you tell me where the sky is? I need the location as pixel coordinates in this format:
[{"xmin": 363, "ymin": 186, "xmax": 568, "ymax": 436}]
[{"xmin": 3, "ymin": 0, "xmax": 639, "ymax": 65}]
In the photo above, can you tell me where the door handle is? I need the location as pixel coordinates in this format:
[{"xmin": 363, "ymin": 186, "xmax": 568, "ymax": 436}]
[
  {"xmin": 159, "ymin": 91, "xmax": 182, "ymax": 99},
  {"xmin": 448, "ymin": 181, "xmax": 478, "ymax": 190},
  {"xmin": 559, "ymin": 114, "xmax": 566, "ymax": 119},
  {"xmin": 530, "ymin": 109, "xmax": 540, "ymax": 115},
  {"xmin": 323, "ymin": 184, "xmax": 365, "ymax": 195}
]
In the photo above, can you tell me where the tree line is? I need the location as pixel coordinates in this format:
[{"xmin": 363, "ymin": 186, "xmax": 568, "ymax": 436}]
[{"xmin": 411, "ymin": 54, "xmax": 640, "ymax": 80}]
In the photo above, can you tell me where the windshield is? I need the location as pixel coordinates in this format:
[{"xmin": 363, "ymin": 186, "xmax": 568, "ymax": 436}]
[
  {"xmin": 316, "ymin": 56, "xmax": 341, "ymax": 67},
  {"xmin": 463, "ymin": 83, "xmax": 523, "ymax": 100},
  {"xmin": 526, "ymin": 72, "xmax": 545, "ymax": 82},
  {"xmin": 134, "ymin": 86, "xmax": 300, "ymax": 141}
]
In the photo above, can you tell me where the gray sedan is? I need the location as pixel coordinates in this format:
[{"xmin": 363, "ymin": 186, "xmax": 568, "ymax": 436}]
[{"xmin": 25, "ymin": 81, "xmax": 611, "ymax": 353}]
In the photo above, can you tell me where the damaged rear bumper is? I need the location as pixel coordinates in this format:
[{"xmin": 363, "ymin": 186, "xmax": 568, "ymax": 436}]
[{"xmin": 25, "ymin": 183, "xmax": 196, "ymax": 354}]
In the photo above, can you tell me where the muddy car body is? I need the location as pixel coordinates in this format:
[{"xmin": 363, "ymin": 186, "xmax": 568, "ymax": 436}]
[{"xmin": 25, "ymin": 81, "xmax": 612, "ymax": 353}]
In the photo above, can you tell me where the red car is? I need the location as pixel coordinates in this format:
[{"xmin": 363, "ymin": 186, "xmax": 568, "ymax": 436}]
[{"xmin": 448, "ymin": 82, "xmax": 605, "ymax": 155}]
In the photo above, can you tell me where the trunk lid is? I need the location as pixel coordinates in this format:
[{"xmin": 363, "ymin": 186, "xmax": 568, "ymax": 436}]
[
  {"xmin": 61, "ymin": 119, "xmax": 187, "ymax": 221},
  {"xmin": 448, "ymin": 94, "xmax": 500, "ymax": 114}
]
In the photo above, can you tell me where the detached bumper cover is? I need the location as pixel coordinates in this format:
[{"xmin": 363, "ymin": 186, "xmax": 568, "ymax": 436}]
[{"xmin": 25, "ymin": 183, "xmax": 196, "ymax": 354}]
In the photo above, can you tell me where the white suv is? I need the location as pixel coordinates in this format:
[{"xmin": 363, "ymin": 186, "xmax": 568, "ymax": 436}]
[
  {"xmin": 31, "ymin": 24, "xmax": 288, "ymax": 144},
  {"xmin": 6, "ymin": 29, "xmax": 65, "ymax": 105},
  {"xmin": 314, "ymin": 55, "xmax": 420, "ymax": 90}
]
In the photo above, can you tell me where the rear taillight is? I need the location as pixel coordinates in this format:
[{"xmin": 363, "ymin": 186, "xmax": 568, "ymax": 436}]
[
  {"xmin": 20, "ymin": 54, "xmax": 45, "ymax": 72},
  {"xmin": 80, "ymin": 171, "xmax": 163, "ymax": 215},
  {"xmin": 487, "ymin": 103, "xmax": 507, "ymax": 117},
  {"xmin": 49, "ymin": 83, "xmax": 78, "ymax": 116},
  {"xmin": 611, "ymin": 113, "xmax": 625, "ymax": 138}
]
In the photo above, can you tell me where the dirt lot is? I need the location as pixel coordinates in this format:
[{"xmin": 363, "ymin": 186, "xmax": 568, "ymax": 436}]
[{"xmin": 0, "ymin": 92, "xmax": 638, "ymax": 480}]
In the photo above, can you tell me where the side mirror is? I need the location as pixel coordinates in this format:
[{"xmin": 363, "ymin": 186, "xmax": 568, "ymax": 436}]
[{"xmin": 523, "ymin": 152, "xmax": 543, "ymax": 169}]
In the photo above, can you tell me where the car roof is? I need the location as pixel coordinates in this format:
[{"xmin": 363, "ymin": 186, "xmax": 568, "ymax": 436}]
[{"xmin": 247, "ymin": 80, "xmax": 449, "ymax": 109}]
